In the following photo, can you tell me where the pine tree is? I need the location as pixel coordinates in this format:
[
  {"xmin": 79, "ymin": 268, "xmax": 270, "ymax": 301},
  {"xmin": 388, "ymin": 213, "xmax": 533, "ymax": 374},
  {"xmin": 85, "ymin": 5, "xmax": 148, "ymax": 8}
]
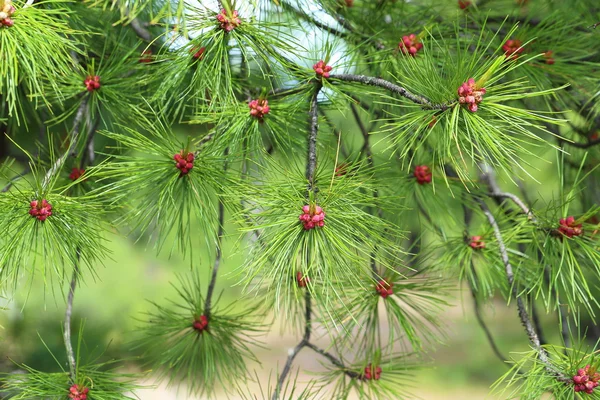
[{"xmin": 0, "ymin": 0, "xmax": 599, "ymax": 398}]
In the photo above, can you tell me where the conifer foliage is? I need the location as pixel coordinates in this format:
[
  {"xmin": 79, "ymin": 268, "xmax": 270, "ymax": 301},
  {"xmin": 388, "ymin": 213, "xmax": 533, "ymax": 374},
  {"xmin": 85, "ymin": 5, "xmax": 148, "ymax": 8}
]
[{"xmin": 0, "ymin": 0, "xmax": 599, "ymax": 399}]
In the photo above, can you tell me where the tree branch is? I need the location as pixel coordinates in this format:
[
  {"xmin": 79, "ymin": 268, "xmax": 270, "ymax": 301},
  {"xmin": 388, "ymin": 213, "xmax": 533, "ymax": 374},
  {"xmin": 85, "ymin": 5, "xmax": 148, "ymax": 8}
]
[
  {"xmin": 306, "ymin": 83, "xmax": 322, "ymax": 194},
  {"xmin": 305, "ymin": 342, "xmax": 361, "ymax": 379},
  {"xmin": 204, "ymin": 150, "xmax": 228, "ymax": 319},
  {"xmin": 466, "ymin": 268, "xmax": 510, "ymax": 366},
  {"xmin": 479, "ymin": 164, "xmax": 536, "ymax": 222},
  {"xmin": 477, "ymin": 199, "xmax": 570, "ymax": 382},
  {"xmin": 272, "ymin": 290, "xmax": 311, "ymax": 400},
  {"xmin": 128, "ymin": 17, "xmax": 153, "ymax": 42},
  {"xmin": 42, "ymin": 97, "xmax": 89, "ymax": 190},
  {"xmin": 329, "ymin": 74, "xmax": 450, "ymax": 110},
  {"xmin": 64, "ymin": 252, "xmax": 80, "ymax": 381},
  {"xmin": 273, "ymin": 82, "xmax": 323, "ymax": 400}
]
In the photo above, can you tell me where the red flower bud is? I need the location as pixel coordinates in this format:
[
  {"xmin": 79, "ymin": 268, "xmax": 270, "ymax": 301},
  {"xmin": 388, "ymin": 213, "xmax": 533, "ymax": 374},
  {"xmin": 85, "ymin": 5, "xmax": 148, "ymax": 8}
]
[
  {"xmin": 457, "ymin": 78, "xmax": 486, "ymax": 112},
  {"xmin": 502, "ymin": 39, "xmax": 524, "ymax": 60},
  {"xmin": 399, "ymin": 34, "xmax": 423, "ymax": 56},
  {"xmin": 193, "ymin": 315, "xmax": 208, "ymax": 332},
  {"xmin": 29, "ymin": 199, "xmax": 53, "ymax": 221},
  {"xmin": 248, "ymin": 99, "xmax": 270, "ymax": 120},
  {"xmin": 216, "ymin": 9, "xmax": 241, "ymax": 32},
  {"xmin": 469, "ymin": 235, "xmax": 485, "ymax": 250},
  {"xmin": 375, "ymin": 279, "xmax": 393, "ymax": 298},
  {"xmin": 296, "ymin": 271, "xmax": 309, "ymax": 288},
  {"xmin": 84, "ymin": 75, "xmax": 101, "ymax": 92},
  {"xmin": 558, "ymin": 216, "xmax": 583, "ymax": 238},
  {"xmin": 69, "ymin": 168, "xmax": 85, "ymax": 181},
  {"xmin": 413, "ymin": 165, "xmax": 432, "ymax": 184},
  {"xmin": 313, "ymin": 60, "xmax": 332, "ymax": 79},
  {"xmin": 174, "ymin": 150, "xmax": 195, "ymax": 176},
  {"xmin": 363, "ymin": 363, "xmax": 382, "ymax": 380},
  {"xmin": 299, "ymin": 204, "xmax": 325, "ymax": 230},
  {"xmin": 68, "ymin": 384, "xmax": 90, "ymax": 400}
]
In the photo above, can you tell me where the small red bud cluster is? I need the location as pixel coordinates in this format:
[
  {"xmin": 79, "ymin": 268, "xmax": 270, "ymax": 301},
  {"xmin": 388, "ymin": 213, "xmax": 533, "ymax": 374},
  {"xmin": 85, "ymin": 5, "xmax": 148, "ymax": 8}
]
[
  {"xmin": 68, "ymin": 384, "xmax": 89, "ymax": 400},
  {"xmin": 313, "ymin": 60, "xmax": 332, "ymax": 79},
  {"xmin": 248, "ymin": 99, "xmax": 270, "ymax": 120},
  {"xmin": 375, "ymin": 280, "xmax": 393, "ymax": 298},
  {"xmin": 458, "ymin": 78, "xmax": 486, "ymax": 112},
  {"xmin": 0, "ymin": 0, "xmax": 15, "ymax": 27},
  {"xmin": 573, "ymin": 365, "xmax": 600, "ymax": 394},
  {"xmin": 296, "ymin": 272, "xmax": 309, "ymax": 288},
  {"xmin": 458, "ymin": 0, "xmax": 471, "ymax": 9},
  {"xmin": 84, "ymin": 75, "xmax": 101, "ymax": 92},
  {"xmin": 543, "ymin": 51, "xmax": 555, "ymax": 65},
  {"xmin": 399, "ymin": 34, "xmax": 423, "ymax": 56},
  {"xmin": 299, "ymin": 205, "xmax": 325, "ymax": 230},
  {"xmin": 558, "ymin": 216, "xmax": 582, "ymax": 238},
  {"xmin": 29, "ymin": 199, "xmax": 53, "ymax": 221},
  {"xmin": 174, "ymin": 150, "xmax": 195, "ymax": 175},
  {"xmin": 335, "ymin": 163, "xmax": 349, "ymax": 177},
  {"xmin": 216, "ymin": 9, "xmax": 241, "ymax": 32},
  {"xmin": 470, "ymin": 235, "xmax": 485, "ymax": 250},
  {"xmin": 363, "ymin": 364, "xmax": 382, "ymax": 380},
  {"xmin": 140, "ymin": 49, "xmax": 152, "ymax": 63},
  {"xmin": 413, "ymin": 165, "xmax": 432, "ymax": 185},
  {"xmin": 69, "ymin": 168, "xmax": 85, "ymax": 181},
  {"xmin": 428, "ymin": 115, "xmax": 437, "ymax": 129},
  {"xmin": 502, "ymin": 39, "xmax": 524, "ymax": 60},
  {"xmin": 191, "ymin": 46, "xmax": 206, "ymax": 60},
  {"xmin": 193, "ymin": 315, "xmax": 208, "ymax": 332}
]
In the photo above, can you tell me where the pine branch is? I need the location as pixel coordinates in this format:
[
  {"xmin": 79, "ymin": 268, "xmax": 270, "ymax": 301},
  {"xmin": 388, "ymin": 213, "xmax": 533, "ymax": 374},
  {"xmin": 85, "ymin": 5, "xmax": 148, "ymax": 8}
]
[
  {"xmin": 480, "ymin": 165, "xmax": 536, "ymax": 222},
  {"xmin": 350, "ymin": 103, "xmax": 379, "ymax": 276},
  {"xmin": 129, "ymin": 18, "xmax": 152, "ymax": 42},
  {"xmin": 467, "ymin": 267, "xmax": 510, "ymax": 367},
  {"xmin": 273, "ymin": 81, "xmax": 323, "ymax": 400},
  {"xmin": 272, "ymin": 290, "xmax": 311, "ymax": 400},
  {"xmin": 204, "ymin": 197, "xmax": 224, "ymax": 320},
  {"xmin": 559, "ymin": 306, "xmax": 571, "ymax": 350},
  {"xmin": 42, "ymin": 96, "xmax": 89, "ymax": 190},
  {"xmin": 530, "ymin": 301, "xmax": 548, "ymax": 347},
  {"xmin": 64, "ymin": 252, "xmax": 80, "ymax": 381},
  {"xmin": 477, "ymin": 199, "xmax": 570, "ymax": 383},
  {"xmin": 204, "ymin": 150, "xmax": 228, "ymax": 320},
  {"xmin": 306, "ymin": 83, "xmax": 322, "ymax": 194},
  {"xmin": 305, "ymin": 342, "xmax": 361, "ymax": 379},
  {"xmin": 79, "ymin": 116, "xmax": 100, "ymax": 169},
  {"xmin": 329, "ymin": 74, "xmax": 450, "ymax": 110}
]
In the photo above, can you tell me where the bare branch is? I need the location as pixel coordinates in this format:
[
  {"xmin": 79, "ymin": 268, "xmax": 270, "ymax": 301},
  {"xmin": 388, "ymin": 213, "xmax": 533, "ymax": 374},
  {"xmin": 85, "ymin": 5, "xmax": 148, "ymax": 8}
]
[
  {"xmin": 306, "ymin": 83, "xmax": 322, "ymax": 193},
  {"xmin": 329, "ymin": 74, "xmax": 450, "ymax": 110},
  {"xmin": 64, "ymin": 253, "xmax": 80, "ymax": 381},
  {"xmin": 129, "ymin": 17, "xmax": 153, "ymax": 42},
  {"xmin": 479, "ymin": 164, "xmax": 536, "ymax": 222},
  {"xmin": 43, "ymin": 97, "xmax": 89, "ymax": 190},
  {"xmin": 305, "ymin": 342, "xmax": 361, "ymax": 379},
  {"xmin": 466, "ymin": 268, "xmax": 510, "ymax": 366},
  {"xmin": 204, "ymin": 149, "xmax": 228, "ymax": 319},
  {"xmin": 272, "ymin": 291, "xmax": 311, "ymax": 400},
  {"xmin": 478, "ymin": 199, "xmax": 570, "ymax": 383}
]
